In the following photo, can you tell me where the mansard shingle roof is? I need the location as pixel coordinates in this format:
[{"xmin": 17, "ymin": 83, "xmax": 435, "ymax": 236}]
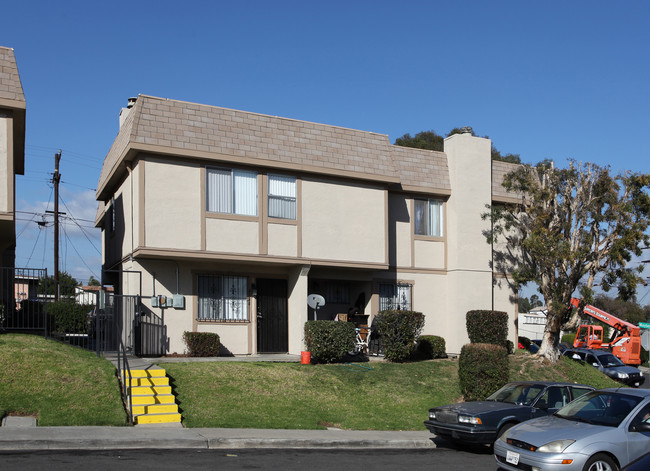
[
  {"xmin": 0, "ymin": 47, "xmax": 25, "ymax": 105},
  {"xmin": 97, "ymin": 95, "xmax": 452, "ymax": 199}
]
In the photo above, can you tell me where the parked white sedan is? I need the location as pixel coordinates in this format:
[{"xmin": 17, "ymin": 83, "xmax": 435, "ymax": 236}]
[{"xmin": 494, "ymin": 388, "xmax": 650, "ymax": 471}]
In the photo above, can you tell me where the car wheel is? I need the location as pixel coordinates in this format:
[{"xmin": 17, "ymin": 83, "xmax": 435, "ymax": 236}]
[
  {"xmin": 583, "ymin": 453, "xmax": 618, "ymax": 471},
  {"xmin": 497, "ymin": 422, "xmax": 515, "ymax": 439}
]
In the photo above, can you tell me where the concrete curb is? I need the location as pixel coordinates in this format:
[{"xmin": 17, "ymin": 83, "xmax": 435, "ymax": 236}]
[{"xmin": 0, "ymin": 426, "xmax": 436, "ymax": 451}]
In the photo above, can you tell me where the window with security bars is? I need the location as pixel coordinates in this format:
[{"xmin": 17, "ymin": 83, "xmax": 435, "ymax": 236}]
[
  {"xmin": 379, "ymin": 283, "xmax": 412, "ymax": 311},
  {"xmin": 206, "ymin": 167, "xmax": 257, "ymax": 216},
  {"xmin": 197, "ymin": 275, "xmax": 248, "ymax": 321},
  {"xmin": 414, "ymin": 198, "xmax": 443, "ymax": 237},
  {"xmin": 268, "ymin": 174, "xmax": 296, "ymax": 219}
]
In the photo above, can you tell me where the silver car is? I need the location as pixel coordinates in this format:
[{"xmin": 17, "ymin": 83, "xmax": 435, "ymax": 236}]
[{"xmin": 494, "ymin": 388, "xmax": 650, "ymax": 471}]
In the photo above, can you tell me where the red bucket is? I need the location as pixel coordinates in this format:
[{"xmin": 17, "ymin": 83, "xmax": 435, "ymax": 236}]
[{"xmin": 301, "ymin": 351, "xmax": 311, "ymax": 365}]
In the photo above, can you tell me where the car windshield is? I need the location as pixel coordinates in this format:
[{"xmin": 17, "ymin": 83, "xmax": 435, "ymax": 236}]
[
  {"xmin": 599, "ymin": 354, "xmax": 624, "ymax": 367},
  {"xmin": 486, "ymin": 384, "xmax": 544, "ymax": 406},
  {"xmin": 555, "ymin": 391, "xmax": 642, "ymax": 427}
]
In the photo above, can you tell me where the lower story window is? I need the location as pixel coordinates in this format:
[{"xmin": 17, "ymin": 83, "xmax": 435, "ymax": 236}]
[
  {"xmin": 198, "ymin": 275, "xmax": 248, "ymax": 321},
  {"xmin": 379, "ymin": 282, "xmax": 412, "ymax": 311}
]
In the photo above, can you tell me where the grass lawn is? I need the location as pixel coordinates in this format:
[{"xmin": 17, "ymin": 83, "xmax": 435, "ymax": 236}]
[
  {"xmin": 0, "ymin": 333, "xmax": 126, "ymax": 426},
  {"xmin": 159, "ymin": 350, "xmax": 620, "ymax": 430}
]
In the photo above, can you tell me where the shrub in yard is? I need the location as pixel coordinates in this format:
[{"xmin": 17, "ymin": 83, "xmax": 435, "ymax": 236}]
[
  {"xmin": 304, "ymin": 320, "xmax": 355, "ymax": 363},
  {"xmin": 458, "ymin": 343, "xmax": 509, "ymax": 401},
  {"xmin": 183, "ymin": 332, "xmax": 222, "ymax": 357},
  {"xmin": 561, "ymin": 332, "xmax": 576, "ymax": 345},
  {"xmin": 466, "ymin": 310, "xmax": 508, "ymax": 347},
  {"xmin": 415, "ymin": 335, "xmax": 446, "ymax": 360},
  {"xmin": 373, "ymin": 310, "xmax": 425, "ymax": 362},
  {"xmin": 49, "ymin": 301, "xmax": 93, "ymax": 334},
  {"xmin": 518, "ymin": 336, "xmax": 531, "ymax": 349}
]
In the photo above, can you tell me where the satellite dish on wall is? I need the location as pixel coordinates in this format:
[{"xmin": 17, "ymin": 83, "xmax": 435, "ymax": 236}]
[{"xmin": 307, "ymin": 294, "xmax": 325, "ymax": 321}]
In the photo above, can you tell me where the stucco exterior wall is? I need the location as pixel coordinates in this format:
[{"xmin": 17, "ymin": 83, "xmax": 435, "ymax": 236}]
[
  {"xmin": 205, "ymin": 218, "xmax": 259, "ymax": 254},
  {"xmin": 0, "ymin": 112, "xmax": 8, "ymax": 214},
  {"xmin": 388, "ymin": 193, "xmax": 412, "ymax": 268},
  {"xmin": 268, "ymin": 223, "xmax": 298, "ymax": 257},
  {"xmin": 144, "ymin": 158, "xmax": 201, "ymax": 250},
  {"xmin": 413, "ymin": 239, "xmax": 445, "ymax": 269},
  {"xmin": 301, "ymin": 179, "xmax": 386, "ymax": 264}
]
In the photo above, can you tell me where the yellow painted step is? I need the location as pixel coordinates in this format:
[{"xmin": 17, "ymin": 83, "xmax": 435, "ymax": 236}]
[
  {"xmin": 130, "ymin": 394, "xmax": 176, "ymax": 406},
  {"xmin": 131, "ymin": 385, "xmax": 172, "ymax": 395},
  {"xmin": 127, "ymin": 368, "xmax": 166, "ymax": 378},
  {"xmin": 132, "ymin": 403, "xmax": 178, "ymax": 415},
  {"xmin": 127, "ymin": 377, "xmax": 169, "ymax": 387},
  {"xmin": 135, "ymin": 413, "xmax": 182, "ymax": 425}
]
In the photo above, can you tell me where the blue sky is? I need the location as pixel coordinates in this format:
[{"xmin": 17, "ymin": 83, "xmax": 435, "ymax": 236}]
[{"xmin": 2, "ymin": 1, "xmax": 649, "ymax": 302}]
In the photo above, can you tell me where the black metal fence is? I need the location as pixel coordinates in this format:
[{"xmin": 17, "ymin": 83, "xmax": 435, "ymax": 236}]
[{"xmin": 0, "ymin": 267, "xmax": 49, "ymax": 333}]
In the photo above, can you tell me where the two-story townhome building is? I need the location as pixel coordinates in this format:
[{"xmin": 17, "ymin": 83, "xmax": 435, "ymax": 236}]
[
  {"xmin": 0, "ymin": 47, "xmax": 26, "ymax": 308},
  {"xmin": 96, "ymin": 95, "xmax": 520, "ymax": 356}
]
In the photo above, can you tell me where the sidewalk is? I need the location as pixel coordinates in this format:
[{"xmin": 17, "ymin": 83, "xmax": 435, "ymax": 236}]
[{"xmin": 0, "ymin": 423, "xmax": 435, "ymax": 451}]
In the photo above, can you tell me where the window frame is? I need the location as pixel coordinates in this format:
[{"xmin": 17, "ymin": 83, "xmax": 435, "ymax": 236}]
[
  {"xmin": 267, "ymin": 173, "xmax": 297, "ymax": 220},
  {"xmin": 206, "ymin": 167, "xmax": 258, "ymax": 217},
  {"xmin": 414, "ymin": 198, "xmax": 444, "ymax": 238},
  {"xmin": 379, "ymin": 282, "xmax": 412, "ymax": 311},
  {"xmin": 197, "ymin": 274, "xmax": 250, "ymax": 323}
]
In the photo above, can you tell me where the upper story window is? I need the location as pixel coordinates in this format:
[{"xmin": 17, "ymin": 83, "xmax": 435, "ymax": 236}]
[
  {"xmin": 268, "ymin": 174, "xmax": 296, "ymax": 220},
  {"xmin": 414, "ymin": 198, "xmax": 443, "ymax": 237},
  {"xmin": 206, "ymin": 168, "xmax": 257, "ymax": 216}
]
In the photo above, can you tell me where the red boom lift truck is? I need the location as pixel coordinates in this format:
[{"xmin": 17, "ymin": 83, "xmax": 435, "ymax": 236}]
[{"xmin": 571, "ymin": 297, "xmax": 642, "ymax": 365}]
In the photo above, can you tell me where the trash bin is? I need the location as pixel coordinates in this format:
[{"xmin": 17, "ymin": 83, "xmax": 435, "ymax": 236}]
[{"xmin": 301, "ymin": 351, "xmax": 311, "ymax": 365}]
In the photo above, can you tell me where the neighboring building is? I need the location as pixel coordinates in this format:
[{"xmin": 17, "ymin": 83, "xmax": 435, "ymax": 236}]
[
  {"xmin": 96, "ymin": 95, "xmax": 519, "ymax": 355},
  {"xmin": 0, "ymin": 46, "xmax": 26, "ymax": 312},
  {"xmin": 518, "ymin": 307, "xmax": 548, "ymax": 341},
  {"xmin": 75, "ymin": 285, "xmax": 112, "ymax": 305}
]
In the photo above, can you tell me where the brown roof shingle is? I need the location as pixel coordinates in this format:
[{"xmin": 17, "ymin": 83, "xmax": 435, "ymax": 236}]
[
  {"xmin": 0, "ymin": 47, "xmax": 25, "ymax": 106},
  {"xmin": 98, "ymin": 95, "xmax": 416, "ymax": 199}
]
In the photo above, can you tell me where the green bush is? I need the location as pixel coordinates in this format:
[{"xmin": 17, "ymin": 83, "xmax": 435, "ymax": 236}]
[
  {"xmin": 561, "ymin": 333, "xmax": 576, "ymax": 345},
  {"xmin": 518, "ymin": 336, "xmax": 531, "ymax": 350},
  {"xmin": 183, "ymin": 332, "xmax": 221, "ymax": 357},
  {"xmin": 415, "ymin": 335, "xmax": 446, "ymax": 360},
  {"xmin": 49, "ymin": 301, "xmax": 93, "ymax": 334},
  {"xmin": 304, "ymin": 321, "xmax": 355, "ymax": 364},
  {"xmin": 373, "ymin": 310, "xmax": 425, "ymax": 362},
  {"xmin": 458, "ymin": 343, "xmax": 509, "ymax": 401},
  {"xmin": 466, "ymin": 310, "xmax": 508, "ymax": 347}
]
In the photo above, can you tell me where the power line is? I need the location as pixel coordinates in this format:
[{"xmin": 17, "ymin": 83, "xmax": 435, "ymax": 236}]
[
  {"xmin": 59, "ymin": 194, "xmax": 102, "ymax": 255},
  {"xmin": 61, "ymin": 224, "xmax": 100, "ymax": 280}
]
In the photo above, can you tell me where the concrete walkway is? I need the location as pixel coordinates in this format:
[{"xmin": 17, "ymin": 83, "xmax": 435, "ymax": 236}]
[{"xmin": 0, "ymin": 424, "xmax": 435, "ymax": 451}]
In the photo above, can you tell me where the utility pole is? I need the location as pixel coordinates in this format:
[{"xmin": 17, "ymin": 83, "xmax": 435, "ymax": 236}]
[{"xmin": 50, "ymin": 151, "xmax": 62, "ymax": 301}]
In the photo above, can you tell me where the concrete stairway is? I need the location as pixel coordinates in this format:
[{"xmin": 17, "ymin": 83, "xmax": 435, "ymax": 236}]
[{"xmin": 126, "ymin": 367, "xmax": 181, "ymax": 425}]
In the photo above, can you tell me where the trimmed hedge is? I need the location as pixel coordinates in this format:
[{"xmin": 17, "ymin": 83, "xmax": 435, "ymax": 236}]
[
  {"xmin": 373, "ymin": 310, "xmax": 425, "ymax": 362},
  {"xmin": 304, "ymin": 320, "xmax": 356, "ymax": 363},
  {"xmin": 415, "ymin": 335, "xmax": 446, "ymax": 360},
  {"xmin": 466, "ymin": 310, "xmax": 508, "ymax": 347},
  {"xmin": 49, "ymin": 301, "xmax": 94, "ymax": 334},
  {"xmin": 183, "ymin": 331, "xmax": 222, "ymax": 357},
  {"xmin": 459, "ymin": 343, "xmax": 509, "ymax": 401}
]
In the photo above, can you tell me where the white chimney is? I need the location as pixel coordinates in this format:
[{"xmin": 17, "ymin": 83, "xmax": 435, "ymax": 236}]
[{"xmin": 119, "ymin": 97, "xmax": 138, "ymax": 128}]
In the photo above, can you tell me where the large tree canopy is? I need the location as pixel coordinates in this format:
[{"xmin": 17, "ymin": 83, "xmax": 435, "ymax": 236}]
[
  {"xmin": 486, "ymin": 160, "xmax": 650, "ymax": 362},
  {"xmin": 394, "ymin": 128, "xmax": 521, "ymax": 163}
]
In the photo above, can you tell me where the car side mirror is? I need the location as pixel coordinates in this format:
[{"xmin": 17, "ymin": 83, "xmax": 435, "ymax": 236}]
[
  {"xmin": 592, "ymin": 363, "xmax": 599, "ymax": 367},
  {"xmin": 630, "ymin": 422, "xmax": 650, "ymax": 433}
]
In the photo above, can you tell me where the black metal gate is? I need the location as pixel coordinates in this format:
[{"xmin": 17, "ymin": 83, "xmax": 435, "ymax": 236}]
[
  {"xmin": 97, "ymin": 293, "xmax": 165, "ymax": 357},
  {"xmin": 0, "ymin": 267, "xmax": 49, "ymax": 333}
]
